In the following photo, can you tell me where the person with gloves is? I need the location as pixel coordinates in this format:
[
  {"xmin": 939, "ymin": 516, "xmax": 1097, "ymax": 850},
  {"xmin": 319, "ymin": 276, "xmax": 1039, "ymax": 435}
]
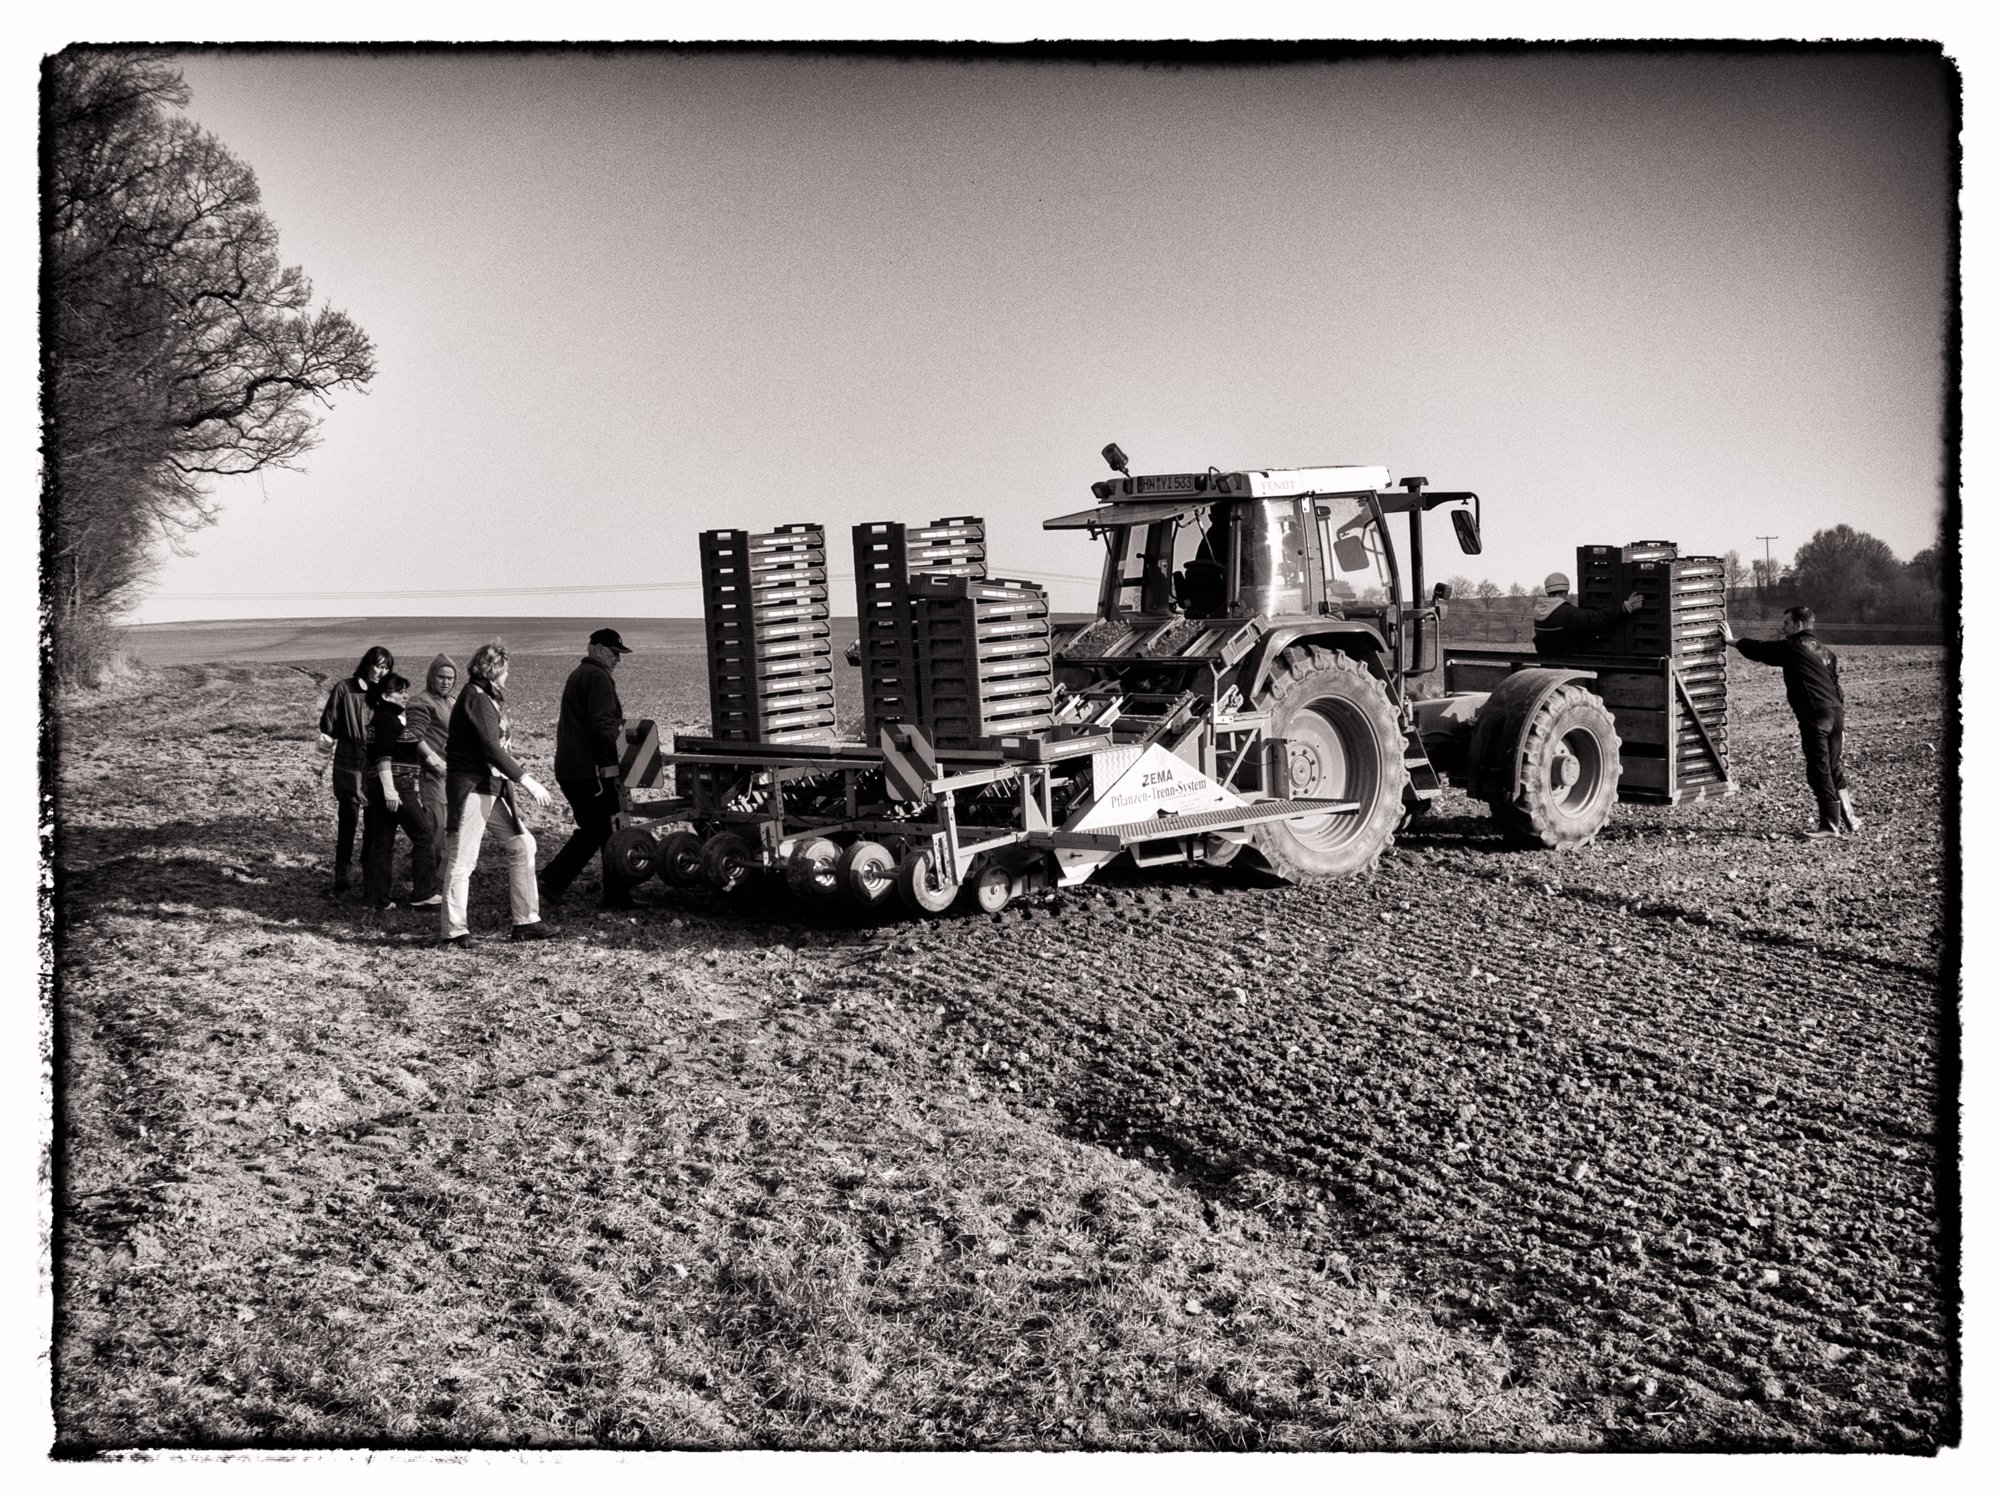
[
  {"xmin": 1532, "ymin": 573, "xmax": 1642, "ymax": 657},
  {"xmin": 1723, "ymin": 606, "xmax": 1859, "ymax": 837},
  {"xmin": 439, "ymin": 640, "xmax": 557, "ymax": 943}
]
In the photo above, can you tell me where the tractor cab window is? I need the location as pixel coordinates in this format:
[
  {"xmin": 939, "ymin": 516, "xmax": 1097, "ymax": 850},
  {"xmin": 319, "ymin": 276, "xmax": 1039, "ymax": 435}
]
[
  {"xmin": 1315, "ymin": 494, "xmax": 1392, "ymax": 605},
  {"xmin": 1104, "ymin": 510, "xmax": 1226, "ymax": 618},
  {"xmin": 1238, "ymin": 498, "xmax": 1314, "ymax": 616}
]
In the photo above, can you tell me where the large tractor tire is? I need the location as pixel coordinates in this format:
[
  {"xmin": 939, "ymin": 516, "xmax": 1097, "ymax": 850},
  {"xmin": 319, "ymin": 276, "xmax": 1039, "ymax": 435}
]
[
  {"xmin": 1486, "ymin": 681, "xmax": 1621, "ymax": 850},
  {"xmin": 1247, "ymin": 645, "xmax": 1407, "ymax": 881}
]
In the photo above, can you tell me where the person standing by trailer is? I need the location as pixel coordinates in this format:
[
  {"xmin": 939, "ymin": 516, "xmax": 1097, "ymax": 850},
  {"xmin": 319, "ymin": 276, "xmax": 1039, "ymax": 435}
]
[
  {"xmin": 1722, "ymin": 606, "xmax": 1859, "ymax": 837},
  {"xmin": 439, "ymin": 641, "xmax": 557, "ymax": 943},
  {"xmin": 359, "ymin": 671, "xmax": 439, "ymax": 912},
  {"xmin": 1532, "ymin": 573, "xmax": 1643, "ymax": 656},
  {"xmin": 404, "ymin": 654, "xmax": 458, "ymax": 841},
  {"xmin": 538, "ymin": 627, "xmax": 637, "ymax": 911},
  {"xmin": 318, "ymin": 645, "xmax": 394, "ymax": 894}
]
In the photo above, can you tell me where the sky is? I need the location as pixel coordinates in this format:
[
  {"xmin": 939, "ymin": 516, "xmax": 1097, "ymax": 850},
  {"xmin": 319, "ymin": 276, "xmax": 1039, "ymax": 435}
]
[{"xmin": 97, "ymin": 45, "xmax": 1957, "ymax": 623}]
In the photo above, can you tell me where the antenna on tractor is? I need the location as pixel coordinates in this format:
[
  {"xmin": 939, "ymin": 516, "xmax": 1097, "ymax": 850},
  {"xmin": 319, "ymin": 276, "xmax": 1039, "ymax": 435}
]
[{"xmin": 1101, "ymin": 442, "xmax": 1132, "ymax": 479}]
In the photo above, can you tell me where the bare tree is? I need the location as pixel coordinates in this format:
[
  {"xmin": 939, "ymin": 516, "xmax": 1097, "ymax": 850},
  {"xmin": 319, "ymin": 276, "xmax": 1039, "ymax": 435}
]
[{"xmin": 44, "ymin": 48, "xmax": 376, "ymax": 684}]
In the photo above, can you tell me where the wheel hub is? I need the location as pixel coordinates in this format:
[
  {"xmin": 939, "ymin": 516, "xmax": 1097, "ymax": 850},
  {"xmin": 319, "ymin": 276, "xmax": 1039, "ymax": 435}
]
[{"xmin": 1551, "ymin": 748, "xmax": 1580, "ymax": 792}]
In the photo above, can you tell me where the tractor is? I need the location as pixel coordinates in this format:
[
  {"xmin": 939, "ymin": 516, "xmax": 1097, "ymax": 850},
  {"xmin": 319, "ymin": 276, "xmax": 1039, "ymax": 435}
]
[{"xmin": 1042, "ymin": 445, "xmax": 1625, "ymax": 878}]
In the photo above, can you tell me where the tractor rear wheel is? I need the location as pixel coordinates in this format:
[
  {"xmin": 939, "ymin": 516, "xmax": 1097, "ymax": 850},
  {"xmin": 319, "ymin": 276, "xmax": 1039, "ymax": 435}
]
[
  {"xmin": 1486, "ymin": 682, "xmax": 1621, "ymax": 849},
  {"xmin": 1248, "ymin": 645, "xmax": 1407, "ymax": 880},
  {"xmin": 836, "ymin": 840, "xmax": 897, "ymax": 908},
  {"xmin": 655, "ymin": 829, "xmax": 704, "ymax": 886}
]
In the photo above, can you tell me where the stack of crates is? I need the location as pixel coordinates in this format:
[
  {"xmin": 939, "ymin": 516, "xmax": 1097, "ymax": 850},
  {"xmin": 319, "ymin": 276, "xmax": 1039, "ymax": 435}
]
[
  {"xmin": 1623, "ymin": 553, "xmax": 1729, "ymax": 792},
  {"xmin": 913, "ymin": 575, "xmax": 1056, "ymax": 747},
  {"xmin": 851, "ymin": 516, "xmax": 986, "ymax": 738},
  {"xmin": 699, "ymin": 523, "xmax": 837, "ymax": 743},
  {"xmin": 1575, "ymin": 544, "xmax": 1624, "ymax": 613},
  {"xmin": 1572, "ymin": 540, "xmax": 1731, "ymax": 797}
]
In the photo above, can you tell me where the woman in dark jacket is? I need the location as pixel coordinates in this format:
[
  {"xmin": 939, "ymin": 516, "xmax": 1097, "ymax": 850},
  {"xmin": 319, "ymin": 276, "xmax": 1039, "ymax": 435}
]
[
  {"xmin": 438, "ymin": 641, "xmax": 555, "ymax": 942},
  {"xmin": 318, "ymin": 645, "xmax": 394, "ymax": 893}
]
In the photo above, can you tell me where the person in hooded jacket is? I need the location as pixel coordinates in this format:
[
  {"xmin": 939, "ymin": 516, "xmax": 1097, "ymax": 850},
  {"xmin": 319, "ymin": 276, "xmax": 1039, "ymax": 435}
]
[
  {"xmin": 1723, "ymin": 606, "xmax": 1859, "ymax": 837},
  {"xmin": 359, "ymin": 671, "xmax": 439, "ymax": 911},
  {"xmin": 1532, "ymin": 573, "xmax": 1642, "ymax": 656},
  {"xmin": 538, "ymin": 627, "xmax": 637, "ymax": 910},
  {"xmin": 404, "ymin": 653, "xmax": 458, "ymax": 842},
  {"xmin": 318, "ymin": 645, "xmax": 394, "ymax": 893},
  {"xmin": 439, "ymin": 641, "xmax": 556, "ymax": 943}
]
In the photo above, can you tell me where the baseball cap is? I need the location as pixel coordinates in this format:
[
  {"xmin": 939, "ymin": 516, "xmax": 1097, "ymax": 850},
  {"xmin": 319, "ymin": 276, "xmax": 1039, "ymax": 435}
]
[
  {"xmin": 1543, "ymin": 572, "xmax": 1570, "ymax": 595},
  {"xmin": 589, "ymin": 627, "xmax": 632, "ymax": 655}
]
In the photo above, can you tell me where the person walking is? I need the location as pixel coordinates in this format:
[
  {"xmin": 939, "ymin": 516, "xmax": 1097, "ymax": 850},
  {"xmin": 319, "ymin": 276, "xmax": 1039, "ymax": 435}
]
[
  {"xmin": 404, "ymin": 654, "xmax": 458, "ymax": 841},
  {"xmin": 317, "ymin": 645, "xmax": 394, "ymax": 894},
  {"xmin": 539, "ymin": 627, "xmax": 636, "ymax": 911},
  {"xmin": 359, "ymin": 671, "xmax": 439, "ymax": 912},
  {"xmin": 1532, "ymin": 573, "xmax": 1642, "ymax": 657},
  {"xmin": 1722, "ymin": 606, "xmax": 1859, "ymax": 837},
  {"xmin": 439, "ymin": 641, "xmax": 557, "ymax": 943}
]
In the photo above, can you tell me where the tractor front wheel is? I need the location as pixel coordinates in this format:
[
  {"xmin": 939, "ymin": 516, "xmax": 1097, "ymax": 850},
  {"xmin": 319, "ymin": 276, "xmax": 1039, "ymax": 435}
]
[{"xmin": 1247, "ymin": 645, "xmax": 1407, "ymax": 881}]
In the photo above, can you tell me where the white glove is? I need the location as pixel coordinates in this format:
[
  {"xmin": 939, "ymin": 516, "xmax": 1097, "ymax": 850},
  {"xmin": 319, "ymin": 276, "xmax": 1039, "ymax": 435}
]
[
  {"xmin": 519, "ymin": 775, "xmax": 551, "ymax": 807},
  {"xmin": 317, "ymin": 733, "xmax": 335, "ymax": 752}
]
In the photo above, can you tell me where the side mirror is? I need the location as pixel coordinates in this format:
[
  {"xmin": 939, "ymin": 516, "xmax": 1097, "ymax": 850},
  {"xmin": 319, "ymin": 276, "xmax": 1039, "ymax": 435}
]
[
  {"xmin": 1450, "ymin": 508, "xmax": 1482, "ymax": 555},
  {"xmin": 1101, "ymin": 442, "xmax": 1130, "ymax": 477},
  {"xmin": 1431, "ymin": 581, "xmax": 1452, "ymax": 602},
  {"xmin": 1332, "ymin": 534, "xmax": 1370, "ymax": 573}
]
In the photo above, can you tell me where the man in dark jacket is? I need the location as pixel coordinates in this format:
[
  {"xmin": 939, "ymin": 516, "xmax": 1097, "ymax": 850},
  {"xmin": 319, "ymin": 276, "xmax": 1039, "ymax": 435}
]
[
  {"xmin": 539, "ymin": 627, "xmax": 636, "ymax": 910},
  {"xmin": 1723, "ymin": 607, "xmax": 1858, "ymax": 837},
  {"xmin": 1532, "ymin": 572, "xmax": 1643, "ymax": 656}
]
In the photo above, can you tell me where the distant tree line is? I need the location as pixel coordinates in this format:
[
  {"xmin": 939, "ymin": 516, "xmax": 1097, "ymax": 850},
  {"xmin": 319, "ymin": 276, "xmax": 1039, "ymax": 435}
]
[
  {"xmin": 1438, "ymin": 524, "xmax": 1944, "ymax": 627},
  {"xmin": 43, "ymin": 48, "xmax": 376, "ymax": 685}
]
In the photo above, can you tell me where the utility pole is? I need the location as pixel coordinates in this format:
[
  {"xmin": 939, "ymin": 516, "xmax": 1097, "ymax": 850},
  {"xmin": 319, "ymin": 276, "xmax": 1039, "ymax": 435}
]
[{"xmin": 1757, "ymin": 535, "xmax": 1778, "ymax": 578}]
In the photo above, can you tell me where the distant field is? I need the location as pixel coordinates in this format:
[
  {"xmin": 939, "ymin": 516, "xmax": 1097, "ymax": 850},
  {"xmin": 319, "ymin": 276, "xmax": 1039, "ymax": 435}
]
[{"xmin": 120, "ymin": 616, "xmax": 732, "ymax": 668}]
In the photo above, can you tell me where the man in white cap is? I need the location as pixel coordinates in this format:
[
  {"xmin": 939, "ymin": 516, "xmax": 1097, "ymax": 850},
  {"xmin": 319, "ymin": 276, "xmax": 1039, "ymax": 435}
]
[{"xmin": 1533, "ymin": 573, "xmax": 1642, "ymax": 657}]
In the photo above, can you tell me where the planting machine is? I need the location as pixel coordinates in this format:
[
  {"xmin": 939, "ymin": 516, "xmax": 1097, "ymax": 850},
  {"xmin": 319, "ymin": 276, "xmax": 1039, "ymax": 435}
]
[{"xmin": 600, "ymin": 446, "xmax": 1729, "ymax": 915}]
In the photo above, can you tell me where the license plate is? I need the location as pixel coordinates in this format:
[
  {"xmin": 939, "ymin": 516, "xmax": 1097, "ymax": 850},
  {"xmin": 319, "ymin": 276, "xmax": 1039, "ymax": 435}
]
[{"xmin": 1134, "ymin": 472, "xmax": 1201, "ymax": 495}]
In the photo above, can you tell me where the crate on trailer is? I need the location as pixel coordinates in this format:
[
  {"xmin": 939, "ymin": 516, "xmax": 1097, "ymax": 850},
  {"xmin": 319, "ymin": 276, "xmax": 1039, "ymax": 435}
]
[
  {"xmin": 913, "ymin": 575, "xmax": 1057, "ymax": 746},
  {"xmin": 852, "ymin": 516, "xmax": 988, "ymax": 738},
  {"xmin": 701, "ymin": 522, "xmax": 837, "ymax": 741},
  {"xmin": 1621, "ymin": 540, "xmax": 1680, "ymax": 563}
]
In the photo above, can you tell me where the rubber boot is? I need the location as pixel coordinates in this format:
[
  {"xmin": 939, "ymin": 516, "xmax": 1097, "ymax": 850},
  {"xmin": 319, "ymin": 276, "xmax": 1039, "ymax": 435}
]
[{"xmin": 1838, "ymin": 790, "xmax": 1863, "ymax": 832}]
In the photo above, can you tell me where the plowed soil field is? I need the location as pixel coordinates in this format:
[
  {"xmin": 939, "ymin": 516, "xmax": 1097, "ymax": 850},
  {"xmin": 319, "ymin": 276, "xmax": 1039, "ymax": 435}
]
[{"xmin": 51, "ymin": 644, "xmax": 1955, "ymax": 1451}]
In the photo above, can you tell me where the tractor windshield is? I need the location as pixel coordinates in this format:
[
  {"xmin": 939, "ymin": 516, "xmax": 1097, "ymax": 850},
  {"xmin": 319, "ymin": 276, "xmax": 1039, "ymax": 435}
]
[
  {"xmin": 1314, "ymin": 494, "xmax": 1392, "ymax": 604},
  {"xmin": 1104, "ymin": 508, "xmax": 1226, "ymax": 618}
]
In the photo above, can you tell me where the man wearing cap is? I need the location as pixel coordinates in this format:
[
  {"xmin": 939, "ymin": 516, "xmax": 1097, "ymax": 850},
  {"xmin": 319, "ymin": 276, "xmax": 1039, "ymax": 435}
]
[
  {"xmin": 1533, "ymin": 573, "xmax": 1643, "ymax": 657},
  {"xmin": 540, "ymin": 628, "xmax": 639, "ymax": 910}
]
